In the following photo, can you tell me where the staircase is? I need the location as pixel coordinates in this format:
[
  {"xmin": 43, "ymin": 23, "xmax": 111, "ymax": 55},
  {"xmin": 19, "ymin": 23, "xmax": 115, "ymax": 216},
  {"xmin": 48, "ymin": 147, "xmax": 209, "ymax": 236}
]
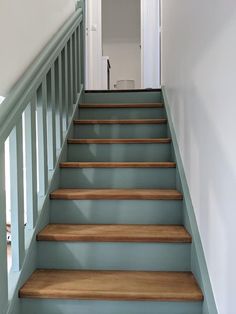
[{"xmin": 19, "ymin": 92, "xmax": 203, "ymax": 314}]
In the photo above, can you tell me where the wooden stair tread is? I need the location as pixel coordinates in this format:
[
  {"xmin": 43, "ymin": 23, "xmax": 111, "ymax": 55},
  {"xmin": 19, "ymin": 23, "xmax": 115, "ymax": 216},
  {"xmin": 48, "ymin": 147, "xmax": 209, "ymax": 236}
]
[
  {"xmin": 74, "ymin": 119, "xmax": 167, "ymax": 125},
  {"xmin": 80, "ymin": 103, "xmax": 164, "ymax": 108},
  {"xmin": 20, "ymin": 269, "xmax": 203, "ymax": 301},
  {"xmin": 37, "ymin": 224, "xmax": 191, "ymax": 243},
  {"xmin": 68, "ymin": 138, "xmax": 171, "ymax": 144},
  {"xmin": 59, "ymin": 162, "xmax": 176, "ymax": 168},
  {"xmin": 50, "ymin": 189, "xmax": 183, "ymax": 200}
]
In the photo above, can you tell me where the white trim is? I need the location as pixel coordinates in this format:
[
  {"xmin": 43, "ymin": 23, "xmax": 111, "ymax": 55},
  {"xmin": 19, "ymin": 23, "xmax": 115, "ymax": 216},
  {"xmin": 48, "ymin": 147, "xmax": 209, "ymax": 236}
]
[
  {"xmin": 85, "ymin": 0, "xmax": 103, "ymax": 90},
  {"xmin": 0, "ymin": 96, "xmax": 5, "ymax": 104},
  {"xmin": 141, "ymin": 0, "xmax": 161, "ymax": 88},
  {"xmin": 141, "ymin": 0, "xmax": 144, "ymax": 88}
]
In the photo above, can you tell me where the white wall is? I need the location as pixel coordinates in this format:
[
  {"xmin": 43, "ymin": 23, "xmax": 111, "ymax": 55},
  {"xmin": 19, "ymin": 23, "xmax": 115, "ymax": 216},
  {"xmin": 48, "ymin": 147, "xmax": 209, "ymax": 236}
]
[
  {"xmin": 161, "ymin": 1, "xmax": 236, "ymax": 313},
  {"xmin": 102, "ymin": 0, "xmax": 141, "ymax": 89},
  {"xmin": 0, "ymin": 0, "xmax": 75, "ymax": 96}
]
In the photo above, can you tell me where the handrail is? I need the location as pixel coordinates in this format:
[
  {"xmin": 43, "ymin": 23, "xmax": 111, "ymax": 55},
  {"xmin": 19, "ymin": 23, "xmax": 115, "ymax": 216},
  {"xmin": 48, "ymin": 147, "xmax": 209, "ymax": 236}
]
[
  {"xmin": 0, "ymin": 7, "xmax": 84, "ymax": 314},
  {"xmin": 0, "ymin": 8, "xmax": 82, "ymax": 143}
]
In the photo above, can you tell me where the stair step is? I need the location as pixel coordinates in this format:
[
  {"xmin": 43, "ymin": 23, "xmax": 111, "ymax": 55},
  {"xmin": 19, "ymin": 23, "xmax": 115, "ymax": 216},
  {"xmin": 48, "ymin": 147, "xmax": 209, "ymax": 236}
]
[
  {"xmin": 68, "ymin": 142, "xmax": 171, "ymax": 162},
  {"xmin": 80, "ymin": 103, "xmax": 164, "ymax": 108},
  {"xmin": 74, "ymin": 119, "xmax": 167, "ymax": 124},
  {"xmin": 68, "ymin": 138, "xmax": 171, "ymax": 144},
  {"xmin": 37, "ymin": 224, "xmax": 191, "ymax": 243},
  {"xmin": 20, "ymin": 269, "xmax": 203, "ymax": 301},
  {"xmin": 38, "ymin": 241, "xmax": 191, "ymax": 271},
  {"xmin": 50, "ymin": 200, "xmax": 182, "ymax": 225},
  {"xmin": 73, "ymin": 122, "xmax": 167, "ymax": 139},
  {"xmin": 50, "ymin": 189, "xmax": 183, "ymax": 200},
  {"xmin": 21, "ymin": 299, "xmax": 203, "ymax": 314},
  {"xmin": 60, "ymin": 162, "xmax": 176, "ymax": 168},
  {"xmin": 77, "ymin": 105, "xmax": 166, "ymax": 120},
  {"xmin": 60, "ymin": 167, "xmax": 176, "ymax": 189}
]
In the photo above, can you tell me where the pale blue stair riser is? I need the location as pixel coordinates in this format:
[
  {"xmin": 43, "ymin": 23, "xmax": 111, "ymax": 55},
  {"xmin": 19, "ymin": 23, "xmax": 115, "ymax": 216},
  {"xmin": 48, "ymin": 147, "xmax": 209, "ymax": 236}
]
[
  {"xmin": 67, "ymin": 143, "xmax": 171, "ymax": 162},
  {"xmin": 18, "ymin": 90, "xmax": 204, "ymax": 314},
  {"xmin": 78, "ymin": 108, "xmax": 166, "ymax": 119},
  {"xmin": 21, "ymin": 300, "xmax": 202, "ymax": 314},
  {"xmin": 37, "ymin": 242, "xmax": 191, "ymax": 271},
  {"xmin": 59, "ymin": 167, "xmax": 176, "ymax": 189},
  {"xmin": 50, "ymin": 200, "xmax": 183, "ymax": 225},
  {"xmin": 73, "ymin": 123, "xmax": 167, "ymax": 138},
  {"xmin": 83, "ymin": 91, "xmax": 163, "ymax": 104}
]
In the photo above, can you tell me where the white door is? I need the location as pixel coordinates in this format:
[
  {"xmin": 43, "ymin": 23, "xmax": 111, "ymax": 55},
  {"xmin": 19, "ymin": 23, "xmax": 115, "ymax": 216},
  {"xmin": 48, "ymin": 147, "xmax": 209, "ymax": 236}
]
[
  {"xmin": 141, "ymin": 0, "xmax": 161, "ymax": 88},
  {"xmin": 85, "ymin": 0, "xmax": 103, "ymax": 90}
]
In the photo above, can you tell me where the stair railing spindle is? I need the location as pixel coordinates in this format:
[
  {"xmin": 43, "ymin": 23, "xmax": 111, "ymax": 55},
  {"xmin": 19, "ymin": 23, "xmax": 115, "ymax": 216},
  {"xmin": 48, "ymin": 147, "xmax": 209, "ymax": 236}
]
[
  {"xmin": 9, "ymin": 119, "xmax": 25, "ymax": 271},
  {"xmin": 36, "ymin": 81, "xmax": 49, "ymax": 196},
  {"xmin": 69, "ymin": 37, "xmax": 74, "ymax": 113},
  {"xmin": 73, "ymin": 32, "xmax": 78, "ymax": 102},
  {"xmin": 24, "ymin": 99, "xmax": 38, "ymax": 229},
  {"xmin": 0, "ymin": 144, "xmax": 8, "ymax": 312},
  {"xmin": 47, "ymin": 68, "xmax": 57, "ymax": 170}
]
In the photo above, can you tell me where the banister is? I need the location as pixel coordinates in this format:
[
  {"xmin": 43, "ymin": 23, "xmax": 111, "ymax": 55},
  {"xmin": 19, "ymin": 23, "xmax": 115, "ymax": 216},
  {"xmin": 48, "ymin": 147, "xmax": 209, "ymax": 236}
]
[
  {"xmin": 0, "ymin": 6, "xmax": 84, "ymax": 313},
  {"xmin": 0, "ymin": 8, "xmax": 82, "ymax": 144}
]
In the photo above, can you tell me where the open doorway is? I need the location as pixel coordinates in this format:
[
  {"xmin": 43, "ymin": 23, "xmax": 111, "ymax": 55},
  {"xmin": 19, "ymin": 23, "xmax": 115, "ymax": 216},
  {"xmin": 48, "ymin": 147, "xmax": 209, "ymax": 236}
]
[
  {"xmin": 102, "ymin": 0, "xmax": 141, "ymax": 90},
  {"xmin": 85, "ymin": 0, "xmax": 161, "ymax": 90}
]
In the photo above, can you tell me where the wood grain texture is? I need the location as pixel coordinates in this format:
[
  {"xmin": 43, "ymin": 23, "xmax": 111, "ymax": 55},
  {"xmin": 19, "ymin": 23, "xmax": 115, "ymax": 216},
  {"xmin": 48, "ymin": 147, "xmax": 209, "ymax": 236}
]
[
  {"xmin": 37, "ymin": 224, "xmax": 192, "ymax": 243},
  {"xmin": 80, "ymin": 103, "xmax": 164, "ymax": 108},
  {"xmin": 67, "ymin": 138, "xmax": 172, "ymax": 144},
  {"xmin": 59, "ymin": 162, "xmax": 176, "ymax": 168},
  {"xmin": 74, "ymin": 119, "xmax": 167, "ymax": 125},
  {"xmin": 50, "ymin": 189, "xmax": 183, "ymax": 200},
  {"xmin": 20, "ymin": 269, "xmax": 203, "ymax": 301}
]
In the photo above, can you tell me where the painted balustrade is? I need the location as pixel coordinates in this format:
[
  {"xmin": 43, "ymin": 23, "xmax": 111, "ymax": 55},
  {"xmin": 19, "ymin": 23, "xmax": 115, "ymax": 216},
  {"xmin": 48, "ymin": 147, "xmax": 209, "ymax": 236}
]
[{"xmin": 0, "ymin": 6, "xmax": 83, "ymax": 312}]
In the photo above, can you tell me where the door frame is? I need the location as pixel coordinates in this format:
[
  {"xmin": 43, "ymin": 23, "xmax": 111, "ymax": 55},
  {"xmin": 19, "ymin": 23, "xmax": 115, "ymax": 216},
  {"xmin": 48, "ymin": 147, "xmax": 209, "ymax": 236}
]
[
  {"xmin": 141, "ymin": 0, "xmax": 161, "ymax": 88},
  {"xmin": 85, "ymin": 0, "xmax": 103, "ymax": 90}
]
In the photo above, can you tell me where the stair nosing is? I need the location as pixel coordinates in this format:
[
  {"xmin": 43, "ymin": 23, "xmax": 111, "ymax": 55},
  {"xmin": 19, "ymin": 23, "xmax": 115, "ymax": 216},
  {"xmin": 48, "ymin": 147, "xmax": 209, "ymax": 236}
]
[
  {"xmin": 80, "ymin": 103, "xmax": 164, "ymax": 109},
  {"xmin": 67, "ymin": 138, "xmax": 172, "ymax": 144},
  {"xmin": 37, "ymin": 224, "xmax": 192, "ymax": 243},
  {"xmin": 50, "ymin": 189, "xmax": 183, "ymax": 200},
  {"xmin": 59, "ymin": 162, "xmax": 176, "ymax": 168},
  {"xmin": 20, "ymin": 269, "xmax": 203, "ymax": 301},
  {"xmin": 73, "ymin": 119, "xmax": 167, "ymax": 125}
]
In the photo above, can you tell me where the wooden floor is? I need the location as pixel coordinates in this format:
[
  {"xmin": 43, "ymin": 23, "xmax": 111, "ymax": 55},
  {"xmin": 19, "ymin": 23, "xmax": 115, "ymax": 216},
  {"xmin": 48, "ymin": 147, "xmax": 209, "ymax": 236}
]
[
  {"xmin": 74, "ymin": 119, "xmax": 167, "ymax": 124},
  {"xmin": 50, "ymin": 189, "xmax": 183, "ymax": 200},
  {"xmin": 20, "ymin": 269, "xmax": 203, "ymax": 301},
  {"xmin": 59, "ymin": 162, "xmax": 176, "ymax": 168},
  {"xmin": 37, "ymin": 224, "xmax": 192, "ymax": 243},
  {"xmin": 80, "ymin": 103, "xmax": 164, "ymax": 108}
]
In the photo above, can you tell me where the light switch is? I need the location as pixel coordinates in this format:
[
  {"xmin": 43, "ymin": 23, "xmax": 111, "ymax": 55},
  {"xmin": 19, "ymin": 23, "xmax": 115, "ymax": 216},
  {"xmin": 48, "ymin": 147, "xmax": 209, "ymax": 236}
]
[{"xmin": 91, "ymin": 24, "xmax": 97, "ymax": 31}]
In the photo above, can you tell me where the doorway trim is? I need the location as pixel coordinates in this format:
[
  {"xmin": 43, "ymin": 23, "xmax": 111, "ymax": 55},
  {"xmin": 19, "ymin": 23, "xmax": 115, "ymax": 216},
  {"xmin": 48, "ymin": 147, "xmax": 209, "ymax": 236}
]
[
  {"xmin": 141, "ymin": 0, "xmax": 161, "ymax": 88},
  {"xmin": 85, "ymin": 0, "xmax": 103, "ymax": 90}
]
